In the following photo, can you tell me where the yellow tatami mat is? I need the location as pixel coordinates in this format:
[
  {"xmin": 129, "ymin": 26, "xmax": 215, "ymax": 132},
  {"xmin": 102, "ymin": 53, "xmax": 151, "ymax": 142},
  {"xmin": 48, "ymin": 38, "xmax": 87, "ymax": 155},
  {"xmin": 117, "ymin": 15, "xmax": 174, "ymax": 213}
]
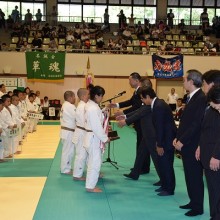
[
  {"xmin": 0, "ymin": 177, "xmax": 46, "ymax": 220},
  {"xmin": 15, "ymin": 125, "xmax": 60, "ymax": 159}
]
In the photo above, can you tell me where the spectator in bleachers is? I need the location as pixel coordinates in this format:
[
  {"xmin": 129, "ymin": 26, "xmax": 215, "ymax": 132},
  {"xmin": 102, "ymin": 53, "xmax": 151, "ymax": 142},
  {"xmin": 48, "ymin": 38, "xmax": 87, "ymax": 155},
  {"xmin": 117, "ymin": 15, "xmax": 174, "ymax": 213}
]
[
  {"xmin": 122, "ymin": 26, "xmax": 132, "ymax": 41},
  {"xmin": 107, "ymin": 38, "xmax": 116, "ymax": 50},
  {"xmin": 32, "ymin": 34, "xmax": 42, "ymax": 49},
  {"xmin": 66, "ymin": 31, "xmax": 75, "ymax": 46},
  {"xmin": 11, "ymin": 22, "xmax": 21, "ymax": 37},
  {"xmin": 24, "ymin": 9, "xmax": 32, "ymax": 26},
  {"xmin": 1, "ymin": 42, "xmax": 8, "ymax": 51},
  {"xmin": 117, "ymin": 10, "xmax": 126, "ymax": 30},
  {"xmin": 21, "ymin": 25, "xmax": 30, "ymax": 40},
  {"xmin": 0, "ymin": 9, "xmax": 6, "ymax": 29},
  {"xmin": 103, "ymin": 8, "xmax": 110, "ymax": 32},
  {"xmin": 213, "ymin": 40, "xmax": 220, "ymax": 52},
  {"xmin": 49, "ymin": 36, "xmax": 58, "ymax": 51},
  {"xmin": 6, "ymin": 15, "xmax": 13, "ymax": 30},
  {"xmin": 11, "ymin": 6, "xmax": 19, "ymax": 23},
  {"xmin": 72, "ymin": 39, "xmax": 81, "ymax": 50},
  {"xmin": 20, "ymin": 41, "xmax": 31, "ymax": 52},
  {"xmin": 88, "ymin": 19, "xmax": 97, "ymax": 32},
  {"xmin": 58, "ymin": 24, "xmax": 67, "ymax": 39},
  {"xmin": 74, "ymin": 23, "xmax": 81, "ymax": 39},
  {"xmin": 50, "ymin": 26, "xmax": 57, "ymax": 38},
  {"xmin": 178, "ymin": 19, "xmax": 185, "ymax": 33},
  {"xmin": 81, "ymin": 31, "xmax": 89, "ymax": 42},
  {"xmin": 35, "ymin": 9, "xmax": 42, "ymax": 23},
  {"xmin": 212, "ymin": 16, "xmax": 218, "ymax": 33},
  {"xmin": 128, "ymin": 14, "xmax": 136, "ymax": 32},
  {"xmin": 96, "ymin": 33, "xmax": 104, "ymax": 49},
  {"xmin": 200, "ymin": 8, "xmax": 209, "ymax": 32},
  {"xmin": 165, "ymin": 40, "xmax": 174, "ymax": 52},
  {"xmin": 42, "ymin": 23, "xmax": 51, "ymax": 38},
  {"xmin": 16, "ymin": 37, "xmax": 24, "ymax": 51},
  {"xmin": 135, "ymin": 21, "xmax": 144, "ymax": 39},
  {"xmin": 151, "ymin": 25, "xmax": 159, "ymax": 40},
  {"xmin": 167, "ymin": 9, "xmax": 174, "ymax": 29}
]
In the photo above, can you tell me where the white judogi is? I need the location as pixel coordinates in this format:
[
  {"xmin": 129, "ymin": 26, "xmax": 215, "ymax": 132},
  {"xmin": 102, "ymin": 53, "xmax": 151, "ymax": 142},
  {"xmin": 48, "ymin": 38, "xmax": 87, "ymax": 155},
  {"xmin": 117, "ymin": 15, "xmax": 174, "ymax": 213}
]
[
  {"xmin": 0, "ymin": 122, "xmax": 6, "ymax": 159},
  {"xmin": 60, "ymin": 101, "xmax": 76, "ymax": 173},
  {"xmin": 72, "ymin": 100, "xmax": 87, "ymax": 178},
  {"xmin": 83, "ymin": 100, "xmax": 108, "ymax": 189},
  {"xmin": 10, "ymin": 104, "xmax": 24, "ymax": 151},
  {"xmin": 20, "ymin": 100, "xmax": 28, "ymax": 137},
  {"xmin": 35, "ymin": 96, "xmax": 41, "ymax": 106},
  {"xmin": 27, "ymin": 101, "xmax": 39, "ymax": 133},
  {"xmin": 0, "ymin": 107, "xmax": 16, "ymax": 156}
]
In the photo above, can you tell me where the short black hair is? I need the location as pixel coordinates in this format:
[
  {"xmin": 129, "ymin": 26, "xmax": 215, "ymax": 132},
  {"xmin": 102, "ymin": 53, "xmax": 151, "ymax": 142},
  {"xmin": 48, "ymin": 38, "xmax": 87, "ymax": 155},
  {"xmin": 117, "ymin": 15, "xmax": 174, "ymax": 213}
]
[
  {"xmin": 0, "ymin": 99, "xmax": 3, "ymax": 105},
  {"xmin": 139, "ymin": 86, "xmax": 156, "ymax": 99},
  {"xmin": 130, "ymin": 72, "xmax": 141, "ymax": 81},
  {"xmin": 208, "ymin": 85, "xmax": 220, "ymax": 104},
  {"xmin": 202, "ymin": 70, "xmax": 220, "ymax": 86},
  {"xmin": 1, "ymin": 94, "xmax": 11, "ymax": 103},
  {"xmin": 90, "ymin": 86, "xmax": 105, "ymax": 100}
]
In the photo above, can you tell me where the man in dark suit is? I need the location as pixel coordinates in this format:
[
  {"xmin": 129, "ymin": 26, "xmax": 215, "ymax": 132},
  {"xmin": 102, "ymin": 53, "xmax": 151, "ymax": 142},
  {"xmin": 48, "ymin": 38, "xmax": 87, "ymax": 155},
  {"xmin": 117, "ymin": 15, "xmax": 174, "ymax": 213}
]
[
  {"xmin": 117, "ymin": 84, "xmax": 161, "ymax": 184},
  {"xmin": 196, "ymin": 70, "xmax": 220, "ymax": 220},
  {"xmin": 109, "ymin": 72, "xmax": 150, "ymax": 174},
  {"xmin": 138, "ymin": 87, "xmax": 176, "ymax": 196},
  {"xmin": 173, "ymin": 69, "xmax": 207, "ymax": 217}
]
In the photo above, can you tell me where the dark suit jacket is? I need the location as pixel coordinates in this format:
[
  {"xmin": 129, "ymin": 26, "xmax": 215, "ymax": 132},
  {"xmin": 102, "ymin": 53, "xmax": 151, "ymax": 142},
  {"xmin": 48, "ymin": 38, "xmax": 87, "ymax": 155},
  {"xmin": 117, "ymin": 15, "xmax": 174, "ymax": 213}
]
[
  {"xmin": 152, "ymin": 98, "xmax": 177, "ymax": 150},
  {"xmin": 176, "ymin": 89, "xmax": 206, "ymax": 155},
  {"xmin": 119, "ymin": 87, "xmax": 142, "ymax": 115},
  {"xmin": 125, "ymin": 105, "xmax": 156, "ymax": 140},
  {"xmin": 119, "ymin": 87, "xmax": 142, "ymax": 131},
  {"xmin": 200, "ymin": 107, "xmax": 220, "ymax": 169}
]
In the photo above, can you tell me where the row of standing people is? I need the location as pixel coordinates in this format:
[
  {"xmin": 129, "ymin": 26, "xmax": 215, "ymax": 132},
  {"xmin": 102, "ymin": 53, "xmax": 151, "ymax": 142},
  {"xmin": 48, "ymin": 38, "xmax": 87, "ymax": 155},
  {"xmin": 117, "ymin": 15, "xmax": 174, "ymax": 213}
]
[
  {"xmin": 60, "ymin": 86, "xmax": 110, "ymax": 192},
  {"xmin": 108, "ymin": 71, "xmax": 220, "ymax": 219},
  {"xmin": 0, "ymin": 87, "xmax": 43, "ymax": 162}
]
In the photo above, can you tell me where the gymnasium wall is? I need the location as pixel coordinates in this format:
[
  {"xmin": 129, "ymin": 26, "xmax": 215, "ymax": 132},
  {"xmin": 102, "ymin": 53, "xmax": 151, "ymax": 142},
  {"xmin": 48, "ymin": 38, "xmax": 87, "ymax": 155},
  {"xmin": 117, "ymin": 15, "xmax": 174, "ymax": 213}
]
[{"xmin": 0, "ymin": 52, "xmax": 219, "ymax": 103}]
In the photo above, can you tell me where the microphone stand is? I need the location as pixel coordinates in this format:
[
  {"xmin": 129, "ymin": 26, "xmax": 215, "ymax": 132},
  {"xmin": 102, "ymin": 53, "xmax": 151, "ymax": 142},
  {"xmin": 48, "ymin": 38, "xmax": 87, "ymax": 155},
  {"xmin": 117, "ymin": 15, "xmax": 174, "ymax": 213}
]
[{"xmin": 102, "ymin": 93, "xmax": 124, "ymax": 169}]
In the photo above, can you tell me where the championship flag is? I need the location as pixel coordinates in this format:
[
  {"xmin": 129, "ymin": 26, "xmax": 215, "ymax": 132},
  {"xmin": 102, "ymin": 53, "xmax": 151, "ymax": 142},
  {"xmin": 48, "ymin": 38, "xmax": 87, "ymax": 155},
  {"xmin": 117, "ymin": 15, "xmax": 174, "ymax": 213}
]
[
  {"xmin": 85, "ymin": 57, "xmax": 94, "ymax": 88},
  {"xmin": 26, "ymin": 51, "xmax": 65, "ymax": 82},
  {"xmin": 152, "ymin": 54, "xmax": 183, "ymax": 79}
]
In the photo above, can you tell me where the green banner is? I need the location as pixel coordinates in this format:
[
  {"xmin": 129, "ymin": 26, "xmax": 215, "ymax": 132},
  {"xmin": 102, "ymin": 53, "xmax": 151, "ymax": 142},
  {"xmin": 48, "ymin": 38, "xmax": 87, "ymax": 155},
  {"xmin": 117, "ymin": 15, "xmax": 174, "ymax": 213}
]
[{"xmin": 26, "ymin": 52, "xmax": 65, "ymax": 82}]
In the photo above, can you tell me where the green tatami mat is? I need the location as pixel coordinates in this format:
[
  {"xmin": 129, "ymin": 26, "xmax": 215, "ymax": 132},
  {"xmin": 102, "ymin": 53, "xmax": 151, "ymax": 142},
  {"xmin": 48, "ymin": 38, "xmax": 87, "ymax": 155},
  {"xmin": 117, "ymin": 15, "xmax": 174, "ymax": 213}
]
[
  {"xmin": 34, "ymin": 125, "xmax": 210, "ymax": 220},
  {"xmin": 38, "ymin": 121, "xmax": 60, "ymax": 125},
  {"xmin": 0, "ymin": 159, "xmax": 53, "ymax": 177}
]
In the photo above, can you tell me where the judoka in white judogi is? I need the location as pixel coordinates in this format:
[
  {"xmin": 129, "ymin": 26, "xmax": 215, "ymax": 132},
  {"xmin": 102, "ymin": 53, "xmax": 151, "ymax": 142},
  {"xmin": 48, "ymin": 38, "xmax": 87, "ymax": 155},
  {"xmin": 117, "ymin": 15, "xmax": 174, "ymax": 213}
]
[
  {"xmin": 72, "ymin": 88, "xmax": 89, "ymax": 180},
  {"xmin": 83, "ymin": 86, "xmax": 109, "ymax": 192},
  {"xmin": 60, "ymin": 91, "xmax": 76, "ymax": 174}
]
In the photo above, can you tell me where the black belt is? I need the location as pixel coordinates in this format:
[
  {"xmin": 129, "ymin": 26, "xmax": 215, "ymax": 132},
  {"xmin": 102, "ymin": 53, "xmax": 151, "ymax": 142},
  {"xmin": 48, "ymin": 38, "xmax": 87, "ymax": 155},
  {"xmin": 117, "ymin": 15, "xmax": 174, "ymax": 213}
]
[
  {"xmin": 61, "ymin": 126, "xmax": 75, "ymax": 132},
  {"xmin": 85, "ymin": 129, "xmax": 92, "ymax": 132},
  {"xmin": 76, "ymin": 126, "xmax": 86, "ymax": 130}
]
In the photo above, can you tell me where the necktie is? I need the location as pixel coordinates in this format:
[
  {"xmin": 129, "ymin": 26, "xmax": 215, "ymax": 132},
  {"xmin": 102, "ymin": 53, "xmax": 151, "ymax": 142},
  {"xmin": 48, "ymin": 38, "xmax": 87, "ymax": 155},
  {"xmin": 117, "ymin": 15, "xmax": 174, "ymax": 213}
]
[{"xmin": 185, "ymin": 96, "xmax": 190, "ymax": 104}]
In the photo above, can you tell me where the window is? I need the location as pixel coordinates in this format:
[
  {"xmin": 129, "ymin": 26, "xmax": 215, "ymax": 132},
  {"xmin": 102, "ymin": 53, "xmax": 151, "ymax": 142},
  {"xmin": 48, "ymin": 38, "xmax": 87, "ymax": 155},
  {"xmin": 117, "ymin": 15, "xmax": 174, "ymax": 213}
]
[
  {"xmin": 108, "ymin": 5, "xmax": 131, "ymax": 23},
  {"xmin": 58, "ymin": 4, "xmax": 82, "ymax": 22},
  {"xmin": 167, "ymin": 8, "xmax": 190, "ymax": 25},
  {"xmin": 83, "ymin": 5, "xmax": 105, "ymax": 23}
]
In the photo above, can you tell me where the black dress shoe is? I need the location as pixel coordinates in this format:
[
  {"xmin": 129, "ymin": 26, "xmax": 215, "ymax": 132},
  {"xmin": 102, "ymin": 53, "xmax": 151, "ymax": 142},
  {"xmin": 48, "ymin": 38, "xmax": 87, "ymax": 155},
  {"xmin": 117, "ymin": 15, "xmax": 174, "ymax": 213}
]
[
  {"xmin": 153, "ymin": 181, "xmax": 161, "ymax": 186},
  {"xmin": 140, "ymin": 170, "xmax": 150, "ymax": 175},
  {"xmin": 184, "ymin": 210, "xmax": 203, "ymax": 217},
  {"xmin": 179, "ymin": 204, "xmax": 192, "ymax": 209},
  {"xmin": 157, "ymin": 191, "xmax": 174, "ymax": 196},
  {"xmin": 123, "ymin": 173, "xmax": 138, "ymax": 180},
  {"xmin": 155, "ymin": 187, "xmax": 163, "ymax": 192}
]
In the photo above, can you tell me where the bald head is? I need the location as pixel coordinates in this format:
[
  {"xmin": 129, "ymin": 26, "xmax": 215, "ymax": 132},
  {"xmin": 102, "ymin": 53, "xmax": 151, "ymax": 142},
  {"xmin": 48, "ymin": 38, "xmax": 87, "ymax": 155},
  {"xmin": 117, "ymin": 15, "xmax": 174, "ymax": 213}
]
[{"xmin": 77, "ymin": 88, "xmax": 90, "ymax": 102}]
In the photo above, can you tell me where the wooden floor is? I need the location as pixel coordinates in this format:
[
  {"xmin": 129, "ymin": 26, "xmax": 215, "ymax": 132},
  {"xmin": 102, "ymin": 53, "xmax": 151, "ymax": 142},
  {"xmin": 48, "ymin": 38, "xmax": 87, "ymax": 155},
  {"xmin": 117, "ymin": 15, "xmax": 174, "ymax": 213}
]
[{"xmin": 0, "ymin": 125, "xmax": 60, "ymax": 220}]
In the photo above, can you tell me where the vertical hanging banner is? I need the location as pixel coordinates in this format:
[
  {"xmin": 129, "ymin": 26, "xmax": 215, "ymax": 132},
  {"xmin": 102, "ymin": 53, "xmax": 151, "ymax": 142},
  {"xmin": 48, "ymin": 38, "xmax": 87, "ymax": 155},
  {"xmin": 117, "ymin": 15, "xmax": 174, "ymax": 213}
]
[
  {"xmin": 85, "ymin": 56, "xmax": 94, "ymax": 88},
  {"xmin": 152, "ymin": 54, "xmax": 183, "ymax": 79},
  {"xmin": 26, "ymin": 52, "xmax": 65, "ymax": 82}
]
